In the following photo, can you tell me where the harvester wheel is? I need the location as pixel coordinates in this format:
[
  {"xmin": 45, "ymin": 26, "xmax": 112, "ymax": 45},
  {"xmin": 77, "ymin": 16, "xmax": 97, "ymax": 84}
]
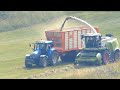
[
  {"xmin": 102, "ymin": 50, "xmax": 110, "ymax": 65},
  {"xmin": 50, "ymin": 51, "xmax": 59, "ymax": 66},
  {"xmin": 25, "ymin": 59, "xmax": 32, "ymax": 68},
  {"xmin": 39, "ymin": 57, "xmax": 48, "ymax": 68},
  {"xmin": 114, "ymin": 50, "xmax": 120, "ymax": 62}
]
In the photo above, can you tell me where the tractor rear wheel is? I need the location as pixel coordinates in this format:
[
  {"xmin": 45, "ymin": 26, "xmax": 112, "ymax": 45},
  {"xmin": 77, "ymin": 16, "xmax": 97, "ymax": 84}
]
[
  {"xmin": 50, "ymin": 51, "xmax": 59, "ymax": 66},
  {"xmin": 39, "ymin": 57, "xmax": 48, "ymax": 68},
  {"xmin": 114, "ymin": 50, "xmax": 120, "ymax": 62},
  {"xmin": 102, "ymin": 50, "xmax": 110, "ymax": 65}
]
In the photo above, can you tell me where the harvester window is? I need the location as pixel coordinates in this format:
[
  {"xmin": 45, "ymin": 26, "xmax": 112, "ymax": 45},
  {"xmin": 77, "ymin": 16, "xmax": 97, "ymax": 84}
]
[
  {"xmin": 85, "ymin": 36, "xmax": 102, "ymax": 48},
  {"xmin": 86, "ymin": 37, "xmax": 96, "ymax": 48}
]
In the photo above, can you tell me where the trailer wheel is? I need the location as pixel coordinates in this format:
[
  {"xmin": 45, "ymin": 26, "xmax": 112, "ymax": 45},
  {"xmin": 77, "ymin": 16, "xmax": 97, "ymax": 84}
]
[
  {"xmin": 25, "ymin": 59, "xmax": 32, "ymax": 68},
  {"xmin": 102, "ymin": 50, "xmax": 110, "ymax": 65},
  {"xmin": 69, "ymin": 51, "xmax": 77, "ymax": 62},
  {"xmin": 60, "ymin": 55, "xmax": 76, "ymax": 62},
  {"xmin": 39, "ymin": 57, "xmax": 48, "ymax": 68},
  {"xmin": 60, "ymin": 55, "xmax": 66, "ymax": 62},
  {"xmin": 114, "ymin": 50, "xmax": 120, "ymax": 62},
  {"xmin": 50, "ymin": 51, "xmax": 59, "ymax": 66},
  {"xmin": 60, "ymin": 51, "xmax": 77, "ymax": 62}
]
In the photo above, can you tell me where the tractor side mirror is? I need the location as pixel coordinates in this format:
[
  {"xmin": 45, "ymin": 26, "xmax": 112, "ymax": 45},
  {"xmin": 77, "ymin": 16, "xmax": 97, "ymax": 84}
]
[
  {"xmin": 29, "ymin": 43, "xmax": 34, "ymax": 51},
  {"xmin": 51, "ymin": 44, "xmax": 54, "ymax": 47},
  {"xmin": 29, "ymin": 44, "xmax": 31, "ymax": 47}
]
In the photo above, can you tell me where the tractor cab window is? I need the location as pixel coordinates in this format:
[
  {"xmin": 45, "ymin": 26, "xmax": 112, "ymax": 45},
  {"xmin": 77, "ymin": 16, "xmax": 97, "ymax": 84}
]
[
  {"xmin": 46, "ymin": 44, "xmax": 51, "ymax": 50},
  {"xmin": 46, "ymin": 43, "xmax": 54, "ymax": 50},
  {"xmin": 34, "ymin": 43, "xmax": 46, "ymax": 51}
]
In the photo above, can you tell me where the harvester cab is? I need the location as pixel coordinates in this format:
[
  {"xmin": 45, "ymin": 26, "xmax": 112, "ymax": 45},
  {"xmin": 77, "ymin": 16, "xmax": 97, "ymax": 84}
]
[
  {"xmin": 81, "ymin": 33, "xmax": 102, "ymax": 48},
  {"xmin": 25, "ymin": 40, "xmax": 59, "ymax": 68}
]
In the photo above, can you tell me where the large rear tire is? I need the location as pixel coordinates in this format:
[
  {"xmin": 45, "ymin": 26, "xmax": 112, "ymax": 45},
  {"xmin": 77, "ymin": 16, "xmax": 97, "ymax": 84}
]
[
  {"xmin": 102, "ymin": 50, "xmax": 110, "ymax": 65},
  {"xmin": 114, "ymin": 50, "xmax": 120, "ymax": 62},
  {"xmin": 50, "ymin": 51, "xmax": 59, "ymax": 66},
  {"xmin": 39, "ymin": 57, "xmax": 48, "ymax": 68}
]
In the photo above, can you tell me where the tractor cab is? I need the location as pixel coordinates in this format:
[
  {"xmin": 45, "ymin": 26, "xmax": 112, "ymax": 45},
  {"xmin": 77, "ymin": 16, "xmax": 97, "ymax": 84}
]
[
  {"xmin": 31, "ymin": 40, "xmax": 54, "ymax": 55},
  {"xmin": 81, "ymin": 33, "xmax": 102, "ymax": 48}
]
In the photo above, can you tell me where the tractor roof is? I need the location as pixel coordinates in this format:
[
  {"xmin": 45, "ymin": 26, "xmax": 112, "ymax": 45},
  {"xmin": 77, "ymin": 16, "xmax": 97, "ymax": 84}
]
[{"xmin": 84, "ymin": 33, "xmax": 101, "ymax": 36}]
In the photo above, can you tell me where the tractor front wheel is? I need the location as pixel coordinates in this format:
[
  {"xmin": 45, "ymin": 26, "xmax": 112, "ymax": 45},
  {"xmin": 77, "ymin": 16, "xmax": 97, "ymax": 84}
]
[
  {"xmin": 60, "ymin": 51, "xmax": 77, "ymax": 62},
  {"xmin": 39, "ymin": 57, "xmax": 48, "ymax": 68},
  {"xmin": 102, "ymin": 50, "xmax": 110, "ymax": 65},
  {"xmin": 25, "ymin": 59, "xmax": 32, "ymax": 68}
]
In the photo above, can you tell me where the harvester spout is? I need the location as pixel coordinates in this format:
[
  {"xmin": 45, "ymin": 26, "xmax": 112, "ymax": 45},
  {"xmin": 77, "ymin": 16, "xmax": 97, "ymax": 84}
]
[{"xmin": 60, "ymin": 16, "xmax": 97, "ymax": 34}]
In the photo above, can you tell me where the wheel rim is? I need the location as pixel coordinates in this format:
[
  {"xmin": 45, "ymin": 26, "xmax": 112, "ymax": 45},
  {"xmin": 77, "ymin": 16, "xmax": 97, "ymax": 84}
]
[
  {"xmin": 43, "ymin": 58, "xmax": 47, "ymax": 67},
  {"xmin": 104, "ymin": 52, "xmax": 109, "ymax": 63},
  {"xmin": 43, "ymin": 61, "xmax": 47, "ymax": 67},
  {"xmin": 40, "ymin": 57, "xmax": 47, "ymax": 67},
  {"xmin": 52, "ymin": 52, "xmax": 57, "ymax": 64}
]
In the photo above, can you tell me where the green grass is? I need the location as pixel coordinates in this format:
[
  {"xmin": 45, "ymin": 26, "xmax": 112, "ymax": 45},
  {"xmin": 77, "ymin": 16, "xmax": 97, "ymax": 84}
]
[
  {"xmin": 62, "ymin": 62, "xmax": 120, "ymax": 79},
  {"xmin": 0, "ymin": 11, "xmax": 120, "ymax": 79}
]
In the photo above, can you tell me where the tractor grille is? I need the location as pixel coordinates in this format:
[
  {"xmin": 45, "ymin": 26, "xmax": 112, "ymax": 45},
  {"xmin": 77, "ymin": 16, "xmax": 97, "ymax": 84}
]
[{"xmin": 29, "ymin": 54, "xmax": 36, "ymax": 59}]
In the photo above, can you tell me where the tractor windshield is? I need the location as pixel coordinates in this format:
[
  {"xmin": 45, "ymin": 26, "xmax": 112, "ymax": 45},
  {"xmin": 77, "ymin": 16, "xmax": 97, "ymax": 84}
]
[{"xmin": 34, "ymin": 43, "xmax": 46, "ymax": 51}]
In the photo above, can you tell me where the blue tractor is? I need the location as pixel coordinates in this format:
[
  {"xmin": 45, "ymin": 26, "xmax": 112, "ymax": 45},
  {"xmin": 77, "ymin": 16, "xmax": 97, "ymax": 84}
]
[{"xmin": 25, "ymin": 40, "xmax": 59, "ymax": 68}]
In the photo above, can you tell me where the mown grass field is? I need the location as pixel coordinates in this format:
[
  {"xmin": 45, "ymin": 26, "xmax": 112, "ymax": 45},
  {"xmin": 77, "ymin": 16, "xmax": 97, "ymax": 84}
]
[{"xmin": 0, "ymin": 11, "xmax": 120, "ymax": 79}]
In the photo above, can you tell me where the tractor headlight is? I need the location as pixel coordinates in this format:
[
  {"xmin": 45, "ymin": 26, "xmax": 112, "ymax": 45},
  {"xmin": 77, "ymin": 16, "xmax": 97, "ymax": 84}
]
[
  {"xmin": 96, "ymin": 53, "xmax": 102, "ymax": 60},
  {"xmin": 25, "ymin": 54, "xmax": 30, "ymax": 57},
  {"xmin": 25, "ymin": 54, "xmax": 30, "ymax": 59},
  {"xmin": 33, "ymin": 51, "xmax": 39, "ymax": 54}
]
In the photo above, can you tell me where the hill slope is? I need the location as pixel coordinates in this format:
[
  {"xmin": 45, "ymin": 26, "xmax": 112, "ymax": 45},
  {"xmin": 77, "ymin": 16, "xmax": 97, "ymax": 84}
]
[
  {"xmin": 0, "ymin": 11, "xmax": 65, "ymax": 32},
  {"xmin": 0, "ymin": 11, "xmax": 120, "ymax": 79}
]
